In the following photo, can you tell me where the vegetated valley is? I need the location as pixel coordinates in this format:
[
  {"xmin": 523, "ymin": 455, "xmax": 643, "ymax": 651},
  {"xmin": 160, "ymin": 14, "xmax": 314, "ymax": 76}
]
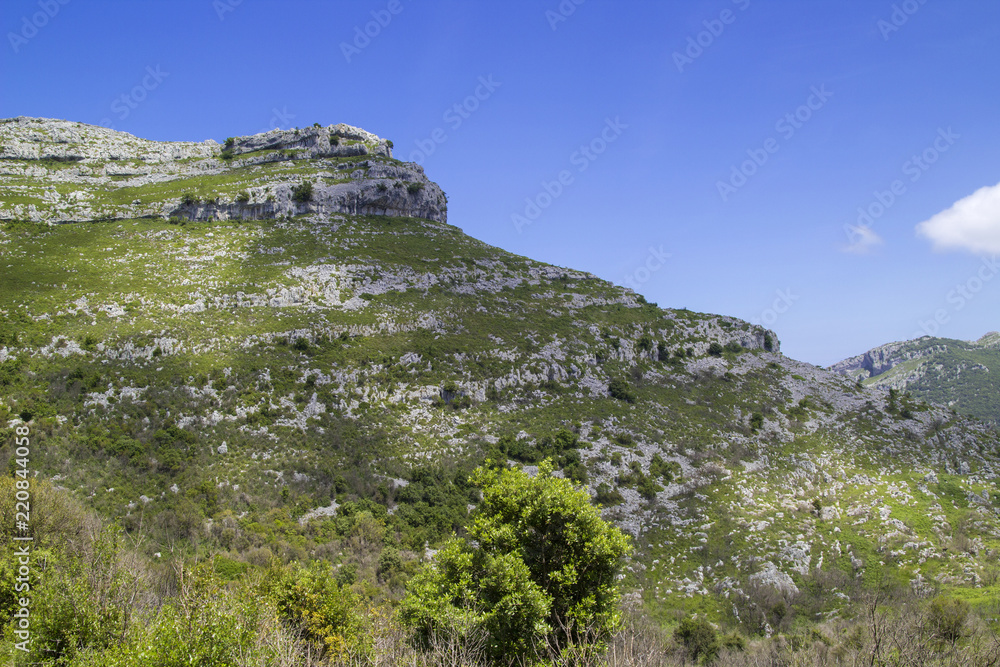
[{"xmin": 1, "ymin": 117, "xmax": 999, "ymax": 665}]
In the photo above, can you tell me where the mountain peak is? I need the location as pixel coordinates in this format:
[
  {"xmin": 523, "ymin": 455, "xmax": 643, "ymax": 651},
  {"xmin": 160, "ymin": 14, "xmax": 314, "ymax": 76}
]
[{"xmin": 0, "ymin": 116, "xmax": 446, "ymax": 225}]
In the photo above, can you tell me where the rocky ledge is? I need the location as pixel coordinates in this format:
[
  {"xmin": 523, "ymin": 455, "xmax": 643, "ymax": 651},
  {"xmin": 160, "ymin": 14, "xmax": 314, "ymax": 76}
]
[{"xmin": 0, "ymin": 117, "xmax": 447, "ymax": 224}]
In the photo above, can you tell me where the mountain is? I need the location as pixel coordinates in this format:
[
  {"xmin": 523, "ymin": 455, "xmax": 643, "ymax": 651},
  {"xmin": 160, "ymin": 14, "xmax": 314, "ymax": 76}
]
[
  {"xmin": 831, "ymin": 334, "xmax": 1000, "ymax": 425},
  {"xmin": 2, "ymin": 117, "xmax": 999, "ymax": 646}
]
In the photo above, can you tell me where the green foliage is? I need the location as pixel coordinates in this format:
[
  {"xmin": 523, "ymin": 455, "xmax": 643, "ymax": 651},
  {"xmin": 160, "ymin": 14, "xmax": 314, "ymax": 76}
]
[
  {"xmin": 393, "ymin": 466, "xmax": 475, "ymax": 548},
  {"xmin": 608, "ymin": 377, "xmax": 635, "ymax": 403},
  {"xmin": 708, "ymin": 342, "xmax": 724, "ymax": 357},
  {"xmin": 764, "ymin": 332, "xmax": 774, "ymax": 352},
  {"xmin": 220, "ymin": 137, "xmax": 236, "ymax": 161},
  {"xmin": 407, "ymin": 182, "xmax": 424, "ymax": 195},
  {"xmin": 674, "ymin": 615, "xmax": 719, "ymax": 663},
  {"xmin": 649, "ymin": 453, "xmax": 679, "ymax": 484},
  {"xmin": 401, "ymin": 461, "xmax": 631, "ymax": 662},
  {"xmin": 491, "ymin": 430, "xmax": 586, "ymax": 483},
  {"xmin": 616, "ymin": 459, "xmax": 663, "ymax": 500},
  {"xmin": 263, "ymin": 561, "xmax": 368, "ymax": 659},
  {"xmin": 291, "ymin": 181, "xmax": 314, "ymax": 203},
  {"xmin": 594, "ymin": 482, "xmax": 624, "ymax": 506},
  {"xmin": 928, "ymin": 596, "xmax": 969, "ymax": 644}
]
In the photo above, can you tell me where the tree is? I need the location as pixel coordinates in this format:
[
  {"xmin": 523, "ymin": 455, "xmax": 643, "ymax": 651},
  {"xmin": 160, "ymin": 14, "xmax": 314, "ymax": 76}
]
[
  {"xmin": 928, "ymin": 596, "xmax": 969, "ymax": 645},
  {"xmin": 674, "ymin": 616, "xmax": 720, "ymax": 663},
  {"xmin": 400, "ymin": 461, "xmax": 632, "ymax": 662},
  {"xmin": 608, "ymin": 377, "xmax": 635, "ymax": 403},
  {"xmin": 291, "ymin": 181, "xmax": 314, "ymax": 203},
  {"xmin": 708, "ymin": 342, "xmax": 724, "ymax": 357}
]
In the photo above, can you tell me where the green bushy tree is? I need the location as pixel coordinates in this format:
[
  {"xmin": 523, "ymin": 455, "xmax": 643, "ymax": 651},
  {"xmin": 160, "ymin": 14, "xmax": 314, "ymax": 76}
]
[
  {"xmin": 291, "ymin": 181, "xmax": 314, "ymax": 204},
  {"xmin": 608, "ymin": 378, "xmax": 635, "ymax": 403},
  {"xmin": 401, "ymin": 461, "xmax": 631, "ymax": 662},
  {"xmin": 674, "ymin": 615, "xmax": 719, "ymax": 663}
]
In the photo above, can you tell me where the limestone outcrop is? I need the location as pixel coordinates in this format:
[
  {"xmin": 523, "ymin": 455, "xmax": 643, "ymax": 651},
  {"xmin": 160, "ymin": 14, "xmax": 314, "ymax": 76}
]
[{"xmin": 0, "ymin": 116, "xmax": 446, "ymax": 224}]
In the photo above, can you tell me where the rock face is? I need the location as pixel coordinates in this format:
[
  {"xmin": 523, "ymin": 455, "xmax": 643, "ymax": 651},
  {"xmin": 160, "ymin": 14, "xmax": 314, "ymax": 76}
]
[
  {"xmin": 0, "ymin": 117, "xmax": 447, "ymax": 224},
  {"xmin": 831, "ymin": 334, "xmax": 1000, "ymax": 423},
  {"xmin": 830, "ymin": 340, "xmax": 948, "ymax": 380}
]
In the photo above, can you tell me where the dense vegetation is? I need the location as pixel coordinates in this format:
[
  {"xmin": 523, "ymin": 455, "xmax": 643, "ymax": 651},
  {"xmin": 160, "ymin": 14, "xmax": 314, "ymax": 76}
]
[{"xmin": 4, "ymin": 476, "xmax": 1000, "ymax": 666}]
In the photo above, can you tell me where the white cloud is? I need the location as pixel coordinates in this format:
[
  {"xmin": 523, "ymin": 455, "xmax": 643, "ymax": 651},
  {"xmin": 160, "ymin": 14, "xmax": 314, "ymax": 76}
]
[
  {"xmin": 916, "ymin": 181, "xmax": 1000, "ymax": 254},
  {"xmin": 842, "ymin": 224, "xmax": 883, "ymax": 254}
]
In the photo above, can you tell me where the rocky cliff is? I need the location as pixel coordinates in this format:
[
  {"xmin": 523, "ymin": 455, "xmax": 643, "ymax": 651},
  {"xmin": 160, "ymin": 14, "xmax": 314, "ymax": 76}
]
[
  {"xmin": 0, "ymin": 117, "xmax": 447, "ymax": 224},
  {"xmin": 832, "ymin": 334, "xmax": 1000, "ymax": 423}
]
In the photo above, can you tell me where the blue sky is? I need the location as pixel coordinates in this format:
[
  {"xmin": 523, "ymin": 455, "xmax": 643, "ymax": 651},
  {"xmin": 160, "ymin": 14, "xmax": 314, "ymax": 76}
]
[{"xmin": 3, "ymin": 0, "xmax": 999, "ymax": 365}]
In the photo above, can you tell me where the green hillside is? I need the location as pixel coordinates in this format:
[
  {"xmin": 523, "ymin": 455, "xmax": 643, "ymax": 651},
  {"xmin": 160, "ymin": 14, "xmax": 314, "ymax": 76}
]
[
  {"xmin": 2, "ymin": 118, "xmax": 1000, "ymax": 665},
  {"xmin": 832, "ymin": 335, "xmax": 1000, "ymax": 425}
]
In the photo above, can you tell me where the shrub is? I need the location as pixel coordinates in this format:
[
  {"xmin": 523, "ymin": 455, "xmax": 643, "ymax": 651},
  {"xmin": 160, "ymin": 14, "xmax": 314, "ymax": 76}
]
[
  {"xmin": 928, "ymin": 596, "xmax": 969, "ymax": 644},
  {"xmin": 264, "ymin": 562, "xmax": 368, "ymax": 659},
  {"xmin": 291, "ymin": 181, "xmax": 314, "ymax": 203},
  {"xmin": 594, "ymin": 482, "xmax": 624, "ymax": 506},
  {"xmin": 637, "ymin": 475, "xmax": 661, "ymax": 500},
  {"xmin": 764, "ymin": 333, "xmax": 774, "ymax": 352},
  {"xmin": 674, "ymin": 616, "xmax": 719, "ymax": 663},
  {"xmin": 220, "ymin": 137, "xmax": 235, "ymax": 161},
  {"xmin": 235, "ymin": 191, "xmax": 250, "ymax": 204},
  {"xmin": 608, "ymin": 378, "xmax": 635, "ymax": 403},
  {"xmin": 407, "ymin": 182, "xmax": 425, "ymax": 195},
  {"xmin": 708, "ymin": 342, "xmax": 724, "ymax": 357}
]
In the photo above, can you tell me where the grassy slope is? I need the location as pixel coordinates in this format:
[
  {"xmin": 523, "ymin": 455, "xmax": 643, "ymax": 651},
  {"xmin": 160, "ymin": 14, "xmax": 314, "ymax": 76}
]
[{"xmin": 1, "ymin": 133, "xmax": 1000, "ymax": 637}]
